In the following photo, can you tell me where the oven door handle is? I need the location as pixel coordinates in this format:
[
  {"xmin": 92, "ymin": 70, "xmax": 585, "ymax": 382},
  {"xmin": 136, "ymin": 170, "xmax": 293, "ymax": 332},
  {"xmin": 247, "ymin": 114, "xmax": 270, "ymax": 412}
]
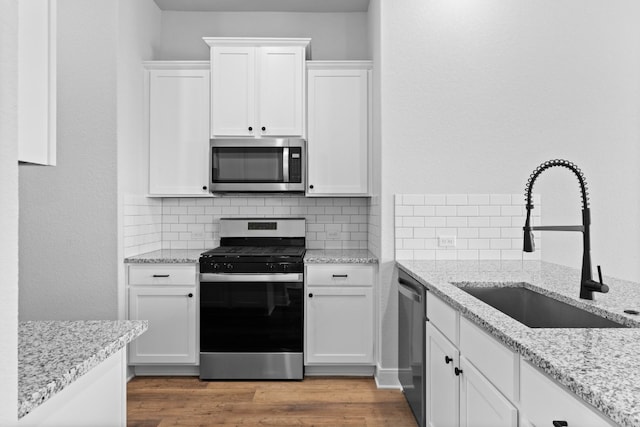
[{"xmin": 200, "ymin": 273, "xmax": 303, "ymax": 283}]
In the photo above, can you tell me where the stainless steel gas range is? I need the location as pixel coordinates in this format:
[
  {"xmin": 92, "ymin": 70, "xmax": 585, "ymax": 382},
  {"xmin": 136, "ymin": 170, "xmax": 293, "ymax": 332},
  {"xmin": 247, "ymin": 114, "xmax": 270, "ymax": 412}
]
[{"xmin": 198, "ymin": 218, "xmax": 306, "ymax": 380}]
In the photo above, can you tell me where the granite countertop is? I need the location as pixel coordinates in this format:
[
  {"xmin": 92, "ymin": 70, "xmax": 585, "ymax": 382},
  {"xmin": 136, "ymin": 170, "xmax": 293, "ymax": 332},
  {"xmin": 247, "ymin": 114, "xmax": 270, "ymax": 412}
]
[
  {"xmin": 124, "ymin": 249, "xmax": 203, "ymax": 263},
  {"xmin": 126, "ymin": 248, "xmax": 379, "ymax": 265},
  {"xmin": 304, "ymin": 249, "xmax": 378, "ymax": 264},
  {"xmin": 18, "ymin": 320, "xmax": 147, "ymax": 419},
  {"xmin": 397, "ymin": 260, "xmax": 640, "ymax": 427}
]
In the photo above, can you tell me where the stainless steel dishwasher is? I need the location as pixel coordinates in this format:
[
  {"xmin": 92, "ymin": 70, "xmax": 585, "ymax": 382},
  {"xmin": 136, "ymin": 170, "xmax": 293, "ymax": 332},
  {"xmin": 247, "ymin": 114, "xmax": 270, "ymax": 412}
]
[{"xmin": 398, "ymin": 268, "xmax": 426, "ymax": 427}]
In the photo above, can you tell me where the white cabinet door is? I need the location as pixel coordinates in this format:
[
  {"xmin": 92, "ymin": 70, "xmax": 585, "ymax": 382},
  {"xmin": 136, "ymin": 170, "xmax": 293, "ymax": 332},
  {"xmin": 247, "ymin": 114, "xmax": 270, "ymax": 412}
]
[
  {"xmin": 148, "ymin": 65, "xmax": 210, "ymax": 196},
  {"xmin": 426, "ymin": 322, "xmax": 459, "ymax": 427},
  {"xmin": 307, "ymin": 64, "xmax": 370, "ymax": 196},
  {"xmin": 459, "ymin": 356, "xmax": 517, "ymax": 427},
  {"xmin": 129, "ymin": 286, "xmax": 197, "ymax": 364},
  {"xmin": 210, "ymin": 47, "xmax": 255, "ymax": 137},
  {"xmin": 258, "ymin": 46, "xmax": 304, "ymax": 137},
  {"xmin": 305, "ymin": 286, "xmax": 374, "ymax": 364},
  {"xmin": 18, "ymin": 0, "xmax": 56, "ymax": 165}
]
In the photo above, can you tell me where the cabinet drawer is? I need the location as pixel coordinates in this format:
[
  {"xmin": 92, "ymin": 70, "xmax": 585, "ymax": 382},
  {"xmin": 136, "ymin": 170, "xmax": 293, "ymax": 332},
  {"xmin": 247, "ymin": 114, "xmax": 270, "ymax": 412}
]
[
  {"xmin": 427, "ymin": 291, "xmax": 459, "ymax": 345},
  {"xmin": 520, "ymin": 361, "xmax": 617, "ymax": 427},
  {"xmin": 128, "ymin": 265, "xmax": 197, "ymax": 286},
  {"xmin": 459, "ymin": 317, "xmax": 518, "ymax": 402},
  {"xmin": 306, "ymin": 265, "xmax": 374, "ymax": 286}
]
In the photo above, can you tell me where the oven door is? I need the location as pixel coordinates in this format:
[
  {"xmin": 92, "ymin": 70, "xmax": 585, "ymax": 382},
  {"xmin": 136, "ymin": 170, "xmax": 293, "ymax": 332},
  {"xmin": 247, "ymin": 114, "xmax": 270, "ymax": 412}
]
[
  {"xmin": 199, "ymin": 273, "xmax": 304, "ymax": 379},
  {"xmin": 210, "ymin": 138, "xmax": 305, "ymax": 192}
]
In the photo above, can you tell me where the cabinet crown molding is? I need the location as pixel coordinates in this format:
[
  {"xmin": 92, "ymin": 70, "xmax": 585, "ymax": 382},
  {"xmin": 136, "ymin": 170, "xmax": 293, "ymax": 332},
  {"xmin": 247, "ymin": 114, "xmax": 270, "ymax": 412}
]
[{"xmin": 203, "ymin": 37, "xmax": 311, "ymax": 58}]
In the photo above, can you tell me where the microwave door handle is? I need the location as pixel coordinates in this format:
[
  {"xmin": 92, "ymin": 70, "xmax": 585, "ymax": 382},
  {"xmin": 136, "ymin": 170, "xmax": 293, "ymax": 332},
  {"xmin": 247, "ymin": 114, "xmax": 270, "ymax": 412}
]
[{"xmin": 282, "ymin": 147, "xmax": 289, "ymax": 183}]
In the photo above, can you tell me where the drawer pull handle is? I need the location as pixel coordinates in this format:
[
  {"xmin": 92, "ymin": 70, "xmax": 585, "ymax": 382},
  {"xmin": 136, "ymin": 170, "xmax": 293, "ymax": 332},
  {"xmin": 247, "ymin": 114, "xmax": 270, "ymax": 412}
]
[
  {"xmin": 188, "ymin": 293, "xmax": 194, "ymax": 298},
  {"xmin": 153, "ymin": 274, "xmax": 170, "ymax": 278},
  {"xmin": 454, "ymin": 367, "xmax": 463, "ymax": 376},
  {"xmin": 552, "ymin": 422, "xmax": 568, "ymax": 427},
  {"xmin": 332, "ymin": 274, "xmax": 348, "ymax": 278},
  {"xmin": 308, "ymin": 293, "xmax": 313, "ymax": 298},
  {"xmin": 445, "ymin": 356, "xmax": 452, "ymax": 364}
]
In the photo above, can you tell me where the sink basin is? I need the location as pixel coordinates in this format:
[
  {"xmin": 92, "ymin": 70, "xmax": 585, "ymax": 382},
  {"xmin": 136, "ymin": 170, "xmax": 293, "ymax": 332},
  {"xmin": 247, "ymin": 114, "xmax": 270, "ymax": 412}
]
[{"xmin": 457, "ymin": 285, "xmax": 627, "ymax": 328}]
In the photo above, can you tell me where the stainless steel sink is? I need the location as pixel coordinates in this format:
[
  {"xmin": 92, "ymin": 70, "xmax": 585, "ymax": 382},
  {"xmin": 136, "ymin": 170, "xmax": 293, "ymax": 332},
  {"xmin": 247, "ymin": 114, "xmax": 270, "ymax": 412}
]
[{"xmin": 457, "ymin": 285, "xmax": 627, "ymax": 328}]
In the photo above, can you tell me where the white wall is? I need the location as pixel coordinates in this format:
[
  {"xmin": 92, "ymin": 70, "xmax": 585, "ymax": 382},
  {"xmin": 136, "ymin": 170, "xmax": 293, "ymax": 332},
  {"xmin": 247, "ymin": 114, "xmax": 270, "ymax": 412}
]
[
  {"xmin": 19, "ymin": 0, "xmax": 120, "ymax": 320},
  {"xmin": 376, "ymin": 0, "xmax": 640, "ymax": 380},
  {"xmin": 0, "ymin": 0, "xmax": 20, "ymax": 421},
  {"xmin": 158, "ymin": 11, "xmax": 369, "ymax": 60},
  {"xmin": 117, "ymin": 0, "xmax": 162, "ymax": 318}
]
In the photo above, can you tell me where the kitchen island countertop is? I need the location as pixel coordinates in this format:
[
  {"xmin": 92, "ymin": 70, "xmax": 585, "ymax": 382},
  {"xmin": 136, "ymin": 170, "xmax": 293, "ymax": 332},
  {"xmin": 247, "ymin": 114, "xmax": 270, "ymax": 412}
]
[
  {"xmin": 18, "ymin": 320, "xmax": 147, "ymax": 418},
  {"xmin": 397, "ymin": 259, "xmax": 640, "ymax": 427}
]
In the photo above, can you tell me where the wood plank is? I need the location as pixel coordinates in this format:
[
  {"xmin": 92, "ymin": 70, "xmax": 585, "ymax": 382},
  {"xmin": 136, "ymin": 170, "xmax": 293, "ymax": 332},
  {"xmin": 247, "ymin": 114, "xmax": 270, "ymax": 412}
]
[{"xmin": 127, "ymin": 376, "xmax": 417, "ymax": 427}]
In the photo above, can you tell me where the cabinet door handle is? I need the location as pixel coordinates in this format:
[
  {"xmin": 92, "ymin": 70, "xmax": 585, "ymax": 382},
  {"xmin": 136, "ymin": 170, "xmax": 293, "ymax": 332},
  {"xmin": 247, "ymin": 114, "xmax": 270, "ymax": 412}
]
[
  {"xmin": 153, "ymin": 274, "xmax": 170, "ymax": 278},
  {"xmin": 309, "ymin": 184, "xmax": 314, "ymax": 189},
  {"xmin": 454, "ymin": 367, "xmax": 463, "ymax": 376},
  {"xmin": 332, "ymin": 274, "xmax": 348, "ymax": 278},
  {"xmin": 187, "ymin": 293, "xmax": 193, "ymax": 298},
  {"xmin": 261, "ymin": 126, "xmax": 266, "ymax": 131},
  {"xmin": 445, "ymin": 356, "xmax": 452, "ymax": 364},
  {"xmin": 248, "ymin": 126, "xmax": 253, "ymax": 131},
  {"xmin": 552, "ymin": 422, "xmax": 568, "ymax": 427},
  {"xmin": 308, "ymin": 293, "xmax": 313, "ymax": 298},
  {"xmin": 202, "ymin": 185, "xmax": 207, "ymax": 191}
]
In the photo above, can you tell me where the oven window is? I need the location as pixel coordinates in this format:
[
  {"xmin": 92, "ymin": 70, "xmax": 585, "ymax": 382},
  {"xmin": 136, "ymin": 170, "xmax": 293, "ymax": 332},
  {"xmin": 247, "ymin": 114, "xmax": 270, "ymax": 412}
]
[
  {"xmin": 200, "ymin": 281, "xmax": 303, "ymax": 352},
  {"xmin": 212, "ymin": 147, "xmax": 284, "ymax": 183}
]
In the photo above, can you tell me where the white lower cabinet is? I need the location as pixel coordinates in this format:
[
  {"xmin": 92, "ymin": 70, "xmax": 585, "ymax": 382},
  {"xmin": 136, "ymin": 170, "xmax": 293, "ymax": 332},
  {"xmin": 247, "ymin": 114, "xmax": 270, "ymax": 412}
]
[
  {"xmin": 426, "ymin": 292, "xmax": 517, "ymax": 427},
  {"xmin": 127, "ymin": 265, "xmax": 198, "ymax": 365},
  {"xmin": 520, "ymin": 360, "xmax": 617, "ymax": 427},
  {"xmin": 305, "ymin": 264, "xmax": 375, "ymax": 366}
]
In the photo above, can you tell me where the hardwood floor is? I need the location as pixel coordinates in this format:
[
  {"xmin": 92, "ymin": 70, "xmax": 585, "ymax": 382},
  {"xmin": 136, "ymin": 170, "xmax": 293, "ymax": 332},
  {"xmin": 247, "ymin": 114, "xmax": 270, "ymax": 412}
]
[{"xmin": 127, "ymin": 377, "xmax": 417, "ymax": 427}]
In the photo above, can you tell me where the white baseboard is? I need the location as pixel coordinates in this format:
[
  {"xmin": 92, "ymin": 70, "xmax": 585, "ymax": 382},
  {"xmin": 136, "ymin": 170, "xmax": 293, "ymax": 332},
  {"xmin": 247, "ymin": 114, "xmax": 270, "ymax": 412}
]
[
  {"xmin": 374, "ymin": 365, "xmax": 401, "ymax": 389},
  {"xmin": 304, "ymin": 365, "xmax": 375, "ymax": 376}
]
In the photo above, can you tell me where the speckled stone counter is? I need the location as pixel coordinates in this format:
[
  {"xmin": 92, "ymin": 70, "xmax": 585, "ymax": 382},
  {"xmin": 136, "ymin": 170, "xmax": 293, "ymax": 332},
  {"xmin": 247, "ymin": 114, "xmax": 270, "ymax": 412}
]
[
  {"xmin": 304, "ymin": 249, "xmax": 378, "ymax": 264},
  {"xmin": 18, "ymin": 320, "xmax": 147, "ymax": 418},
  {"xmin": 397, "ymin": 260, "xmax": 640, "ymax": 427},
  {"xmin": 124, "ymin": 249, "xmax": 203, "ymax": 264}
]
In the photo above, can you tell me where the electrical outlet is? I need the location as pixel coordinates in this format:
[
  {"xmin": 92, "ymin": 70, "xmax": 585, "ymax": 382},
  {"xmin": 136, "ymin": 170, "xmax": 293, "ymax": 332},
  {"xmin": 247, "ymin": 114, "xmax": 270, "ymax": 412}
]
[
  {"xmin": 438, "ymin": 235, "xmax": 456, "ymax": 248},
  {"xmin": 327, "ymin": 230, "xmax": 340, "ymax": 240},
  {"xmin": 191, "ymin": 231, "xmax": 205, "ymax": 240}
]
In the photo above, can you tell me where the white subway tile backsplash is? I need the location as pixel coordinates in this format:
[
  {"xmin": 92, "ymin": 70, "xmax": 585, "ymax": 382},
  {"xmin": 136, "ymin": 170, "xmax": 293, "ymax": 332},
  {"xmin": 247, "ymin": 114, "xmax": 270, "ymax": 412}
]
[
  {"xmin": 394, "ymin": 193, "xmax": 541, "ymax": 261},
  {"xmin": 124, "ymin": 195, "xmax": 371, "ymax": 256}
]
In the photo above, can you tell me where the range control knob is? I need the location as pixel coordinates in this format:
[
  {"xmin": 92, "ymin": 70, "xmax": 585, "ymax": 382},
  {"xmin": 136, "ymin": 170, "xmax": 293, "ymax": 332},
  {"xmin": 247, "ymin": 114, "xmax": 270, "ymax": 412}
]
[
  {"xmin": 267, "ymin": 263, "xmax": 276, "ymax": 271},
  {"xmin": 212, "ymin": 263, "xmax": 220, "ymax": 271},
  {"xmin": 225, "ymin": 263, "xmax": 234, "ymax": 271}
]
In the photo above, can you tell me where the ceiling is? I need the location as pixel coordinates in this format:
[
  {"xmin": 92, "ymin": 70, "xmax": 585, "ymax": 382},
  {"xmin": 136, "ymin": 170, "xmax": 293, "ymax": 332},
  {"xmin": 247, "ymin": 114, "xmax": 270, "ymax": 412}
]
[{"xmin": 153, "ymin": 0, "xmax": 370, "ymax": 13}]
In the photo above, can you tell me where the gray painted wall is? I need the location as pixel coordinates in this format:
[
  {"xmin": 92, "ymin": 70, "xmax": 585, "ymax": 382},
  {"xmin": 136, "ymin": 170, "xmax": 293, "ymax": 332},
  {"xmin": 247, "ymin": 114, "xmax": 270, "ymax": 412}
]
[
  {"xmin": 158, "ymin": 11, "xmax": 370, "ymax": 60},
  {"xmin": 19, "ymin": 0, "xmax": 119, "ymax": 320}
]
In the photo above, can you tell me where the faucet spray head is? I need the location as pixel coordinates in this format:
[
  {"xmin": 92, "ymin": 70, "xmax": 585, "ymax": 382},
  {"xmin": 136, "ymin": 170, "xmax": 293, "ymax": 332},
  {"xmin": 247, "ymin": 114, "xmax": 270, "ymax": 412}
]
[
  {"xmin": 523, "ymin": 204, "xmax": 535, "ymax": 252},
  {"xmin": 523, "ymin": 228, "xmax": 535, "ymax": 252}
]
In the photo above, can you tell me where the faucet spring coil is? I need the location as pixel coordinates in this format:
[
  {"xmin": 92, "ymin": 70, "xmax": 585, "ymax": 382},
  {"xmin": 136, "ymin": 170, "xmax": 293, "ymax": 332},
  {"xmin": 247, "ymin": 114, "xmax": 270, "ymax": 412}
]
[{"xmin": 524, "ymin": 159, "xmax": 590, "ymax": 209}]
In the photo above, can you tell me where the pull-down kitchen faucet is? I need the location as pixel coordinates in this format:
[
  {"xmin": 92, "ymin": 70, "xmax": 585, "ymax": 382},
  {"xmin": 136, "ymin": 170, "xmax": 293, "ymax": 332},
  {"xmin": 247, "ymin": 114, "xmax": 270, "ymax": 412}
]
[{"xmin": 523, "ymin": 159, "xmax": 609, "ymax": 300}]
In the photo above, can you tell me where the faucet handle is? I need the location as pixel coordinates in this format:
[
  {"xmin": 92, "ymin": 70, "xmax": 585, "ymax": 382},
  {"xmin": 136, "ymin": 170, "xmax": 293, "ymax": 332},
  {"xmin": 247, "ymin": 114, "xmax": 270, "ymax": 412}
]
[
  {"xmin": 597, "ymin": 265, "xmax": 603, "ymax": 284},
  {"xmin": 596, "ymin": 265, "xmax": 610, "ymax": 293}
]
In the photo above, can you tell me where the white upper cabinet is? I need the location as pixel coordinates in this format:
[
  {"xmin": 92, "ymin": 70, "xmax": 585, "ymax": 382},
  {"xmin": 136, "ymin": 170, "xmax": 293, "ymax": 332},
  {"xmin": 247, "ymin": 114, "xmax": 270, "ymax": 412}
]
[
  {"xmin": 145, "ymin": 62, "xmax": 210, "ymax": 196},
  {"xmin": 18, "ymin": 0, "xmax": 57, "ymax": 165},
  {"xmin": 306, "ymin": 61, "xmax": 372, "ymax": 196},
  {"xmin": 204, "ymin": 38, "xmax": 310, "ymax": 138}
]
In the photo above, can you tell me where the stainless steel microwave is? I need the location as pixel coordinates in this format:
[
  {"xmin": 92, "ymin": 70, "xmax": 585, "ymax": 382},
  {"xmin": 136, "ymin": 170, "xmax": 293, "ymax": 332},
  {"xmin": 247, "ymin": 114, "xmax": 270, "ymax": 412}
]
[{"xmin": 209, "ymin": 138, "xmax": 306, "ymax": 193}]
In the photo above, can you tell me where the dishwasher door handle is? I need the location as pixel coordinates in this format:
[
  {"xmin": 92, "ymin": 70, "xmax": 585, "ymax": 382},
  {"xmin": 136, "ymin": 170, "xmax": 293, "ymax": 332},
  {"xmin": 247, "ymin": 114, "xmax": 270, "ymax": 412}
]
[{"xmin": 398, "ymin": 279, "xmax": 423, "ymax": 303}]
